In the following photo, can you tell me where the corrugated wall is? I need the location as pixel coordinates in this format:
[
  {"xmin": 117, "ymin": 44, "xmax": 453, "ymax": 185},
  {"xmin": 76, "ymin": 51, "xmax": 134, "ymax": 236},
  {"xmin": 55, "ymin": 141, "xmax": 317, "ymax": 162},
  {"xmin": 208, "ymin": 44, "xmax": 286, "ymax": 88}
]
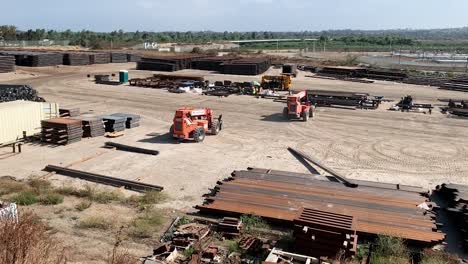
[{"xmin": 0, "ymin": 101, "xmax": 59, "ymax": 145}]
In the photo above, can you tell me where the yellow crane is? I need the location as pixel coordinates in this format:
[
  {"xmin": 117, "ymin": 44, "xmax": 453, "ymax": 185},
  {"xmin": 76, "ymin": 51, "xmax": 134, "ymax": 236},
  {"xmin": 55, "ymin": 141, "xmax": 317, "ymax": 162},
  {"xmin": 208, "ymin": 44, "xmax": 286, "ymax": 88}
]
[{"xmin": 261, "ymin": 75, "xmax": 292, "ymax": 91}]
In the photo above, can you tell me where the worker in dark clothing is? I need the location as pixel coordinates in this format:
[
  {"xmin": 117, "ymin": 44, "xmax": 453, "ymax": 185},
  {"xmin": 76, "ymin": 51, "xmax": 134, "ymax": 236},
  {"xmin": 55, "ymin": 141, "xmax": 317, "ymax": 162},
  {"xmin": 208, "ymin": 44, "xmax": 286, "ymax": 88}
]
[
  {"xmin": 448, "ymin": 99, "xmax": 456, "ymax": 108},
  {"xmin": 462, "ymin": 100, "xmax": 467, "ymax": 109}
]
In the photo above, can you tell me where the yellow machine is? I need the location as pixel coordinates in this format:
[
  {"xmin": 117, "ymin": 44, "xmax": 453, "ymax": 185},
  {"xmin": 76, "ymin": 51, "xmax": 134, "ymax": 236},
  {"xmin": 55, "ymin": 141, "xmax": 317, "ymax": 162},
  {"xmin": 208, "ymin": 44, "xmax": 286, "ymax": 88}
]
[{"xmin": 261, "ymin": 75, "xmax": 292, "ymax": 91}]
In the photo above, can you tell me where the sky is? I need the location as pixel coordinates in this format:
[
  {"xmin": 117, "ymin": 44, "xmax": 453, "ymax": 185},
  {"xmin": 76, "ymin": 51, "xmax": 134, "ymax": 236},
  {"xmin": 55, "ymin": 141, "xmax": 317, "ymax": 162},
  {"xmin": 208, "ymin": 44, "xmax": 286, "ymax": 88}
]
[{"xmin": 2, "ymin": 0, "xmax": 468, "ymax": 32}]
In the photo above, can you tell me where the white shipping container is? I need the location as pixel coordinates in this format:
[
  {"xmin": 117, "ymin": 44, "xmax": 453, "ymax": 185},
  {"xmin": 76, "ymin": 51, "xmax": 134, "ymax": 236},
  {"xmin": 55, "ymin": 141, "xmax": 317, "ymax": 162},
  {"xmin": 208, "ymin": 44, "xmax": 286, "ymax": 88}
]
[{"xmin": 0, "ymin": 101, "xmax": 59, "ymax": 145}]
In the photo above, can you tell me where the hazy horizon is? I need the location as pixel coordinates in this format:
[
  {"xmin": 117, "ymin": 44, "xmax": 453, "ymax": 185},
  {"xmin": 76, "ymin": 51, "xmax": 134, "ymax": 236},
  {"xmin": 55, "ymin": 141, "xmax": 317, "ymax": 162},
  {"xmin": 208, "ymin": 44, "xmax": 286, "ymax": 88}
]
[{"xmin": 3, "ymin": 0, "xmax": 468, "ymax": 32}]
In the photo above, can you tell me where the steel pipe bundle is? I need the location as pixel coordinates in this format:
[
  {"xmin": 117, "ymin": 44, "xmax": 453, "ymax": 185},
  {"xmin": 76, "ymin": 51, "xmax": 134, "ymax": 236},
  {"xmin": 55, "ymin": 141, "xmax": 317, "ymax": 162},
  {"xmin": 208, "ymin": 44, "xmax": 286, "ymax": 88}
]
[
  {"xmin": 89, "ymin": 53, "xmax": 111, "ymax": 64},
  {"xmin": 110, "ymin": 113, "xmax": 140, "ymax": 128},
  {"xmin": 221, "ymin": 58, "xmax": 271, "ymax": 75},
  {"xmin": 0, "ymin": 84, "xmax": 45, "ymax": 103},
  {"xmin": 63, "ymin": 53, "xmax": 90, "ymax": 65},
  {"xmin": 126, "ymin": 53, "xmax": 141, "ymax": 62},
  {"xmin": 101, "ymin": 115, "xmax": 126, "ymax": 132},
  {"xmin": 0, "ymin": 55, "xmax": 15, "ymax": 73},
  {"xmin": 191, "ymin": 56, "xmax": 240, "ymax": 71},
  {"xmin": 136, "ymin": 55, "xmax": 208, "ymax": 72},
  {"xmin": 110, "ymin": 53, "xmax": 128, "ymax": 63}
]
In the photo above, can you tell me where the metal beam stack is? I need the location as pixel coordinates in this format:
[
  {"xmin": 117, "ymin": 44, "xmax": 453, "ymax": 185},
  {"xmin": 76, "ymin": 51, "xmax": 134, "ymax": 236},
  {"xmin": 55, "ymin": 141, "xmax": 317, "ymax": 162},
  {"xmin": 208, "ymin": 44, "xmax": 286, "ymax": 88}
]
[
  {"xmin": 63, "ymin": 53, "xmax": 90, "ymax": 65},
  {"xmin": 197, "ymin": 168, "xmax": 444, "ymax": 246},
  {"xmin": 126, "ymin": 53, "xmax": 141, "ymax": 62},
  {"xmin": 191, "ymin": 56, "xmax": 240, "ymax": 71},
  {"xmin": 221, "ymin": 58, "xmax": 271, "ymax": 75},
  {"xmin": 80, "ymin": 117, "xmax": 105, "ymax": 138},
  {"xmin": 0, "ymin": 51, "xmax": 63, "ymax": 67},
  {"xmin": 89, "ymin": 53, "xmax": 111, "ymax": 64},
  {"xmin": 110, "ymin": 53, "xmax": 128, "ymax": 63},
  {"xmin": 41, "ymin": 118, "xmax": 82, "ymax": 145},
  {"xmin": 434, "ymin": 183, "xmax": 468, "ymax": 251},
  {"xmin": 59, "ymin": 107, "xmax": 80, "ymax": 118},
  {"xmin": 110, "ymin": 113, "xmax": 140, "ymax": 129},
  {"xmin": 136, "ymin": 55, "xmax": 208, "ymax": 72},
  {"xmin": 101, "ymin": 115, "xmax": 126, "ymax": 132},
  {"xmin": 0, "ymin": 55, "xmax": 15, "ymax": 73}
]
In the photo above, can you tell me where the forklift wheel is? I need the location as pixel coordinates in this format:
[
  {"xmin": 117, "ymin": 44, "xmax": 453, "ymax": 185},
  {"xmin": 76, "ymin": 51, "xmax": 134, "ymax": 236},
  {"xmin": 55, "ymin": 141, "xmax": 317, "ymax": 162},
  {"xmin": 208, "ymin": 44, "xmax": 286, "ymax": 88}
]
[
  {"xmin": 193, "ymin": 127, "xmax": 206, "ymax": 142},
  {"xmin": 283, "ymin": 107, "xmax": 289, "ymax": 118},
  {"xmin": 211, "ymin": 121, "xmax": 221, "ymax": 135},
  {"xmin": 169, "ymin": 125, "xmax": 174, "ymax": 135},
  {"xmin": 302, "ymin": 111, "xmax": 309, "ymax": 122},
  {"xmin": 309, "ymin": 107, "xmax": 315, "ymax": 118}
]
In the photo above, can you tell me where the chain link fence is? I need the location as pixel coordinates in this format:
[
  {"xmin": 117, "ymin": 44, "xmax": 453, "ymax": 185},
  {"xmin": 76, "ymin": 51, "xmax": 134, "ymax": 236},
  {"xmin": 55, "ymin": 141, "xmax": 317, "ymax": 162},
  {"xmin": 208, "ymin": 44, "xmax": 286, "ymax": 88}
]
[{"xmin": 0, "ymin": 40, "xmax": 70, "ymax": 47}]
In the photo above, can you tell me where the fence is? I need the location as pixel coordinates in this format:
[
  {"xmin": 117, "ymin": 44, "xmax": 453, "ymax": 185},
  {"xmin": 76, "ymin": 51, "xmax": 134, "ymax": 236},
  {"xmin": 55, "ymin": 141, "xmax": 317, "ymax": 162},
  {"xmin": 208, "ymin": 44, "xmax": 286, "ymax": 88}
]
[{"xmin": 0, "ymin": 40, "xmax": 70, "ymax": 47}]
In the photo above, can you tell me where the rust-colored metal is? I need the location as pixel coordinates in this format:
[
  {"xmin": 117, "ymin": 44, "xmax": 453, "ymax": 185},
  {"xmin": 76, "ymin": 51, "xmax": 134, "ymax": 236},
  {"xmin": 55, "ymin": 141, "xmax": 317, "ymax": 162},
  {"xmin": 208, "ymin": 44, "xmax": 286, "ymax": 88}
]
[{"xmin": 197, "ymin": 169, "xmax": 445, "ymax": 245}]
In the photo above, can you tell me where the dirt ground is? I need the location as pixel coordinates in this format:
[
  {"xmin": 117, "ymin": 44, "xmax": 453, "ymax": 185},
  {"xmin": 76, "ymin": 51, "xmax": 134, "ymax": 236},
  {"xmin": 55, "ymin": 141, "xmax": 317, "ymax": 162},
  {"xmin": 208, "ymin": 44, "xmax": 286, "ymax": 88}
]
[{"xmin": 1, "ymin": 63, "xmax": 468, "ymax": 261}]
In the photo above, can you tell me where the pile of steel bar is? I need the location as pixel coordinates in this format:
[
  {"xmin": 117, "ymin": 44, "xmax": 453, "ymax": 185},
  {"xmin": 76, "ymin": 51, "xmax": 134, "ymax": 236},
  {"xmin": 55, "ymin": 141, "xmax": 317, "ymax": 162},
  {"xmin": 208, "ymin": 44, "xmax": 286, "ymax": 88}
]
[
  {"xmin": 80, "ymin": 117, "xmax": 105, "ymax": 138},
  {"xmin": 0, "ymin": 84, "xmax": 45, "ymax": 102},
  {"xmin": 110, "ymin": 113, "xmax": 141, "ymax": 128},
  {"xmin": 293, "ymin": 208, "xmax": 357, "ymax": 258},
  {"xmin": 126, "ymin": 53, "xmax": 141, "ymax": 62},
  {"xmin": 101, "ymin": 115, "xmax": 126, "ymax": 132},
  {"xmin": 318, "ymin": 66, "xmax": 367, "ymax": 77},
  {"xmin": 0, "ymin": 55, "xmax": 15, "ymax": 73},
  {"xmin": 105, "ymin": 142, "xmax": 159, "ymax": 155},
  {"xmin": 110, "ymin": 52, "xmax": 128, "ymax": 63},
  {"xmin": 89, "ymin": 52, "xmax": 111, "ymax": 64},
  {"xmin": 196, "ymin": 168, "xmax": 444, "ymax": 245},
  {"xmin": 63, "ymin": 53, "xmax": 90, "ymax": 65},
  {"xmin": 434, "ymin": 183, "xmax": 468, "ymax": 251},
  {"xmin": 191, "ymin": 56, "xmax": 240, "ymax": 71},
  {"xmin": 306, "ymin": 90, "xmax": 380, "ymax": 109},
  {"xmin": 41, "ymin": 118, "xmax": 82, "ymax": 145},
  {"xmin": 59, "ymin": 107, "xmax": 80, "ymax": 117},
  {"xmin": 0, "ymin": 51, "xmax": 63, "ymax": 67},
  {"xmin": 221, "ymin": 58, "xmax": 271, "ymax": 75},
  {"xmin": 136, "ymin": 55, "xmax": 208, "ymax": 72},
  {"xmin": 44, "ymin": 165, "xmax": 163, "ymax": 192}
]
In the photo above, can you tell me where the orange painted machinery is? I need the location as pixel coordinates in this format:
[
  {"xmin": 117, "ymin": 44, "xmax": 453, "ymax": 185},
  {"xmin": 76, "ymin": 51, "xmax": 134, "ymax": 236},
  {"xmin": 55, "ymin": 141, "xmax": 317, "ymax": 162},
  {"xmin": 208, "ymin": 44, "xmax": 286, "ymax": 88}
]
[
  {"xmin": 283, "ymin": 91, "xmax": 315, "ymax": 122},
  {"xmin": 170, "ymin": 107, "xmax": 223, "ymax": 142}
]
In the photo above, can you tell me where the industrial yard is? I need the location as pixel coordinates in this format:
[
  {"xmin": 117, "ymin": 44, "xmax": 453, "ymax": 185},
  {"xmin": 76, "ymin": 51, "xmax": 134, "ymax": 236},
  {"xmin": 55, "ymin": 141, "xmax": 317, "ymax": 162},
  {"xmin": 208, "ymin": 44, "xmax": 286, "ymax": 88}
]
[{"xmin": 1, "ymin": 53, "xmax": 468, "ymax": 263}]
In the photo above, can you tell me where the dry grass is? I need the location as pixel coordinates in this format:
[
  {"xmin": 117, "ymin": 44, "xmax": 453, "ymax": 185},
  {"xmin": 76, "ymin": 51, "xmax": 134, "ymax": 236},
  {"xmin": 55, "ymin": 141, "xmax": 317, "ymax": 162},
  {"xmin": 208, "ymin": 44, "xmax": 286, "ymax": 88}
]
[
  {"xmin": 129, "ymin": 210, "xmax": 164, "ymax": 239},
  {"xmin": 78, "ymin": 216, "xmax": 112, "ymax": 230},
  {"xmin": 0, "ymin": 212, "xmax": 66, "ymax": 264},
  {"xmin": 0, "ymin": 177, "xmax": 29, "ymax": 196},
  {"xmin": 420, "ymin": 249, "xmax": 459, "ymax": 264},
  {"xmin": 75, "ymin": 200, "xmax": 92, "ymax": 211},
  {"xmin": 38, "ymin": 192, "xmax": 64, "ymax": 205}
]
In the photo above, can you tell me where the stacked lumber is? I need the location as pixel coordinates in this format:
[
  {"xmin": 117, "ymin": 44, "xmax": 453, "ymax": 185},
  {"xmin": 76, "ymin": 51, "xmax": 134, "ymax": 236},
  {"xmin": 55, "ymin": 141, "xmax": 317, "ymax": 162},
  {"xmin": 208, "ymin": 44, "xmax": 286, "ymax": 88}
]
[
  {"xmin": 110, "ymin": 53, "xmax": 128, "ymax": 63},
  {"xmin": 63, "ymin": 53, "xmax": 90, "ymax": 65},
  {"xmin": 293, "ymin": 208, "xmax": 357, "ymax": 258},
  {"xmin": 0, "ymin": 84, "xmax": 45, "ymax": 103},
  {"xmin": 434, "ymin": 183, "xmax": 468, "ymax": 250},
  {"xmin": 80, "ymin": 117, "xmax": 105, "ymax": 138},
  {"xmin": 41, "ymin": 118, "xmax": 82, "ymax": 145},
  {"xmin": 221, "ymin": 58, "xmax": 271, "ymax": 75},
  {"xmin": 89, "ymin": 53, "xmax": 111, "ymax": 64},
  {"xmin": 110, "ymin": 113, "xmax": 140, "ymax": 128},
  {"xmin": 0, "ymin": 55, "xmax": 15, "ymax": 73},
  {"xmin": 101, "ymin": 115, "xmax": 126, "ymax": 132},
  {"xmin": 197, "ymin": 168, "xmax": 444, "ymax": 246},
  {"xmin": 59, "ymin": 107, "xmax": 80, "ymax": 118}
]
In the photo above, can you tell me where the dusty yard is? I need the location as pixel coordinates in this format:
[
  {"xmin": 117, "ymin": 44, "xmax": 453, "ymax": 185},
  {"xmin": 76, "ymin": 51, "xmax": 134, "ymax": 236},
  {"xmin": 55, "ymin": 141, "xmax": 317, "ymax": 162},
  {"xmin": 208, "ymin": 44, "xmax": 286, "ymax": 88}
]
[{"xmin": 1, "ymin": 63, "xmax": 468, "ymax": 262}]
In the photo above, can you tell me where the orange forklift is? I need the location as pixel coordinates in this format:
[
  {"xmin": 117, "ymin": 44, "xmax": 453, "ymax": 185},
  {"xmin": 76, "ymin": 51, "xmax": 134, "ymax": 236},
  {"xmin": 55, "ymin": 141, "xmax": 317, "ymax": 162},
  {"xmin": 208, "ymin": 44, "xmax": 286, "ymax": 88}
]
[
  {"xmin": 283, "ymin": 91, "xmax": 315, "ymax": 121},
  {"xmin": 170, "ymin": 107, "xmax": 223, "ymax": 142}
]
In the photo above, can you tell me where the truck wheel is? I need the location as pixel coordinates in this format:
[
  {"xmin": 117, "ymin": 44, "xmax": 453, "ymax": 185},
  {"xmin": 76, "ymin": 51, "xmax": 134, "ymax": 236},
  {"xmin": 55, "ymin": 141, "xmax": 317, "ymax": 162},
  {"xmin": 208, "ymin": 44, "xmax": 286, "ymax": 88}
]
[
  {"xmin": 211, "ymin": 121, "xmax": 221, "ymax": 135},
  {"xmin": 302, "ymin": 111, "xmax": 309, "ymax": 122},
  {"xmin": 193, "ymin": 127, "xmax": 206, "ymax": 142},
  {"xmin": 283, "ymin": 107, "xmax": 289, "ymax": 118},
  {"xmin": 309, "ymin": 106, "xmax": 315, "ymax": 118}
]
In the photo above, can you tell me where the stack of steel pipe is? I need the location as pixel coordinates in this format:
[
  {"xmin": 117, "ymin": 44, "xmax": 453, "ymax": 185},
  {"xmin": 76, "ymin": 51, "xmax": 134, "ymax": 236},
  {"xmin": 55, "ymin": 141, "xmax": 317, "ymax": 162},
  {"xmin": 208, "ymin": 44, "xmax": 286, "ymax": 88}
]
[
  {"xmin": 63, "ymin": 53, "xmax": 90, "ymax": 65},
  {"xmin": 434, "ymin": 183, "xmax": 468, "ymax": 250},
  {"xmin": 110, "ymin": 53, "xmax": 128, "ymax": 63},
  {"xmin": 0, "ymin": 84, "xmax": 45, "ymax": 102},
  {"xmin": 89, "ymin": 53, "xmax": 111, "ymax": 64},
  {"xmin": 0, "ymin": 55, "xmax": 15, "ymax": 73},
  {"xmin": 0, "ymin": 51, "xmax": 63, "ymax": 67},
  {"xmin": 197, "ymin": 168, "xmax": 444, "ymax": 246},
  {"xmin": 126, "ymin": 53, "xmax": 141, "ymax": 62},
  {"xmin": 191, "ymin": 56, "xmax": 239, "ymax": 71},
  {"xmin": 136, "ymin": 55, "xmax": 208, "ymax": 72},
  {"xmin": 110, "ymin": 113, "xmax": 140, "ymax": 128},
  {"xmin": 80, "ymin": 117, "xmax": 105, "ymax": 138},
  {"xmin": 41, "ymin": 118, "xmax": 83, "ymax": 145},
  {"xmin": 101, "ymin": 115, "xmax": 126, "ymax": 132},
  {"xmin": 221, "ymin": 58, "xmax": 271, "ymax": 75}
]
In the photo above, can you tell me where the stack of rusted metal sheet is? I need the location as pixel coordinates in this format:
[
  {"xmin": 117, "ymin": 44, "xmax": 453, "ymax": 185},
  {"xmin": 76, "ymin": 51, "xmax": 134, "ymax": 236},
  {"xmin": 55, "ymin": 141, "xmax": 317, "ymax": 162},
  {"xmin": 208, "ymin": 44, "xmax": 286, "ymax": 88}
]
[
  {"xmin": 41, "ymin": 118, "xmax": 82, "ymax": 145},
  {"xmin": 197, "ymin": 168, "xmax": 444, "ymax": 246},
  {"xmin": 217, "ymin": 217, "xmax": 242, "ymax": 236},
  {"xmin": 136, "ymin": 55, "xmax": 208, "ymax": 72},
  {"xmin": 0, "ymin": 55, "xmax": 15, "ymax": 73},
  {"xmin": 80, "ymin": 117, "xmax": 105, "ymax": 138},
  {"xmin": 63, "ymin": 53, "xmax": 90, "ymax": 65},
  {"xmin": 59, "ymin": 107, "xmax": 80, "ymax": 118},
  {"xmin": 101, "ymin": 115, "xmax": 126, "ymax": 132},
  {"xmin": 110, "ymin": 113, "xmax": 140, "ymax": 129},
  {"xmin": 126, "ymin": 53, "xmax": 141, "ymax": 62},
  {"xmin": 221, "ymin": 58, "xmax": 271, "ymax": 75},
  {"xmin": 89, "ymin": 53, "xmax": 111, "ymax": 64},
  {"xmin": 110, "ymin": 53, "xmax": 128, "ymax": 63},
  {"xmin": 434, "ymin": 183, "xmax": 468, "ymax": 251},
  {"xmin": 293, "ymin": 208, "xmax": 357, "ymax": 258}
]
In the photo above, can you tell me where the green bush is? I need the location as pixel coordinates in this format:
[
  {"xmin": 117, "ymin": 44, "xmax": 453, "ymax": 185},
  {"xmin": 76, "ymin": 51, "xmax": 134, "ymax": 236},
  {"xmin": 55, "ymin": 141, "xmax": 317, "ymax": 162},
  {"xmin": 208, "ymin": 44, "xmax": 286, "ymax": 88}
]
[
  {"xmin": 29, "ymin": 178, "xmax": 52, "ymax": 194},
  {"xmin": 78, "ymin": 216, "xmax": 111, "ymax": 230},
  {"xmin": 129, "ymin": 210, "xmax": 164, "ymax": 238},
  {"xmin": 371, "ymin": 235, "xmax": 409, "ymax": 264},
  {"xmin": 420, "ymin": 249, "xmax": 459, "ymax": 264},
  {"xmin": 11, "ymin": 191, "xmax": 39, "ymax": 205},
  {"xmin": 39, "ymin": 193, "xmax": 64, "ymax": 205},
  {"xmin": 240, "ymin": 214, "xmax": 270, "ymax": 235}
]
